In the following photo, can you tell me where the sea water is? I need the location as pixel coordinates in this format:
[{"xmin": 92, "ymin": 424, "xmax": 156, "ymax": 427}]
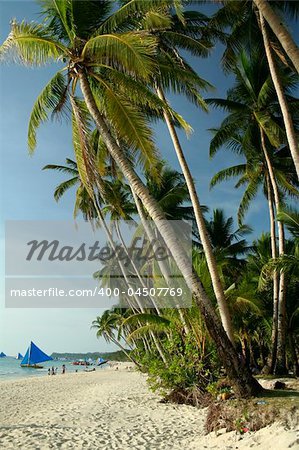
[{"xmin": 0, "ymin": 357, "xmax": 105, "ymax": 381}]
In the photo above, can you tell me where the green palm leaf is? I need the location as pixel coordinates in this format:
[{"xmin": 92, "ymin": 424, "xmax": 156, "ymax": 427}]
[
  {"xmin": 53, "ymin": 177, "xmax": 78, "ymax": 201},
  {"xmin": 70, "ymin": 96, "xmax": 95, "ymax": 198},
  {"xmin": 98, "ymin": 0, "xmax": 177, "ymax": 34},
  {"xmin": 210, "ymin": 164, "xmax": 246, "ymax": 188},
  {"xmin": 28, "ymin": 72, "xmax": 66, "ymax": 152},
  {"xmin": 90, "ymin": 73, "xmax": 160, "ymax": 176},
  {"xmin": 277, "ymin": 207, "xmax": 299, "ymax": 238},
  {"xmin": 0, "ymin": 20, "xmax": 67, "ymax": 65},
  {"xmin": 82, "ymin": 32, "xmax": 157, "ymax": 80}
]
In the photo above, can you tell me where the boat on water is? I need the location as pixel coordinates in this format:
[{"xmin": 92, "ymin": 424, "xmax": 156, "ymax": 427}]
[
  {"xmin": 97, "ymin": 357, "xmax": 108, "ymax": 367},
  {"xmin": 72, "ymin": 359, "xmax": 91, "ymax": 366},
  {"xmin": 0, "ymin": 352, "xmax": 6, "ymax": 358},
  {"xmin": 16, "ymin": 353, "xmax": 23, "ymax": 360},
  {"xmin": 20, "ymin": 341, "xmax": 52, "ymax": 369}
]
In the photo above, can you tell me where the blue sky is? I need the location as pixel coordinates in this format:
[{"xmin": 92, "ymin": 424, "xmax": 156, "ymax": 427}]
[{"xmin": 0, "ymin": 1, "xmax": 297, "ymax": 355}]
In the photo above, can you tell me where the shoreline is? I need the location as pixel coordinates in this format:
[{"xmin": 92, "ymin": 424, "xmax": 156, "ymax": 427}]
[{"xmin": 1, "ymin": 367, "xmax": 298, "ymax": 449}]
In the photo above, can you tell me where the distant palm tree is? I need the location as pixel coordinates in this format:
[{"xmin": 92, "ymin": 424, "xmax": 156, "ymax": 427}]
[{"xmin": 91, "ymin": 311, "xmax": 140, "ymax": 367}]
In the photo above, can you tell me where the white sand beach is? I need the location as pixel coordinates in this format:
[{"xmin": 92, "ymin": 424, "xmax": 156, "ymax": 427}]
[{"xmin": 0, "ymin": 365, "xmax": 298, "ymax": 449}]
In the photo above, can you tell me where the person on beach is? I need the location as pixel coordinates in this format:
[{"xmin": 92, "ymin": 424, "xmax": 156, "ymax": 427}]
[
  {"xmin": 51, "ymin": 366, "xmax": 55, "ymax": 375},
  {"xmin": 48, "ymin": 368, "xmax": 51, "ymax": 376},
  {"xmin": 62, "ymin": 364, "xmax": 66, "ymax": 374}
]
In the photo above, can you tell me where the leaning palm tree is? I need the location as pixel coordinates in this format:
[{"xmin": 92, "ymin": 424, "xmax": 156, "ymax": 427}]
[
  {"xmin": 91, "ymin": 310, "xmax": 141, "ymax": 367},
  {"xmin": 1, "ymin": 0, "xmax": 262, "ymax": 396}
]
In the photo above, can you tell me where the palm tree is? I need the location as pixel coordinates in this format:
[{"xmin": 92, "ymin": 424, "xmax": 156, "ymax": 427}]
[
  {"xmin": 43, "ymin": 158, "xmax": 99, "ymax": 220},
  {"xmin": 253, "ymin": 0, "xmax": 299, "ymax": 73},
  {"xmin": 203, "ymin": 209, "xmax": 251, "ymax": 282},
  {"xmin": 208, "ymin": 48, "xmax": 298, "ymax": 374},
  {"xmin": 277, "ymin": 206, "xmax": 299, "ymax": 242},
  {"xmin": 142, "ymin": 8, "xmax": 236, "ymax": 344},
  {"xmin": 258, "ymin": 12, "xmax": 299, "ymax": 180},
  {"xmin": 210, "ymin": 0, "xmax": 299, "ymax": 177},
  {"xmin": 1, "ymin": 0, "xmax": 262, "ymax": 396},
  {"xmin": 91, "ymin": 310, "xmax": 141, "ymax": 367}
]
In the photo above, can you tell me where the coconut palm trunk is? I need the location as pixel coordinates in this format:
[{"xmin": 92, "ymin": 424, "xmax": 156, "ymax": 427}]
[
  {"xmin": 260, "ymin": 129, "xmax": 287, "ymax": 375},
  {"xmin": 156, "ymin": 86, "xmax": 235, "ymax": 344},
  {"xmin": 266, "ymin": 174, "xmax": 279, "ymax": 373},
  {"xmin": 79, "ymin": 70, "xmax": 263, "ymax": 397},
  {"xmin": 253, "ymin": 0, "xmax": 299, "ymax": 73},
  {"xmin": 92, "ymin": 200, "xmax": 168, "ymax": 365},
  {"xmin": 259, "ymin": 12, "xmax": 299, "ymax": 179},
  {"xmin": 131, "ymin": 188, "xmax": 191, "ymax": 334},
  {"xmin": 114, "ymin": 220, "xmax": 161, "ymax": 314}
]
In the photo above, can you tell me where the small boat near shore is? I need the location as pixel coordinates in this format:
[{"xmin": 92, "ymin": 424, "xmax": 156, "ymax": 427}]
[
  {"xmin": 72, "ymin": 360, "xmax": 91, "ymax": 366},
  {"xmin": 97, "ymin": 357, "xmax": 108, "ymax": 367},
  {"xmin": 20, "ymin": 341, "xmax": 52, "ymax": 369}
]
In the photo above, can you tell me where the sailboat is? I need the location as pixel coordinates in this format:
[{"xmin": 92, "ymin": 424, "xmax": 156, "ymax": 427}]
[
  {"xmin": 20, "ymin": 341, "xmax": 52, "ymax": 369},
  {"xmin": 16, "ymin": 353, "xmax": 23, "ymax": 360},
  {"xmin": 97, "ymin": 357, "xmax": 108, "ymax": 367},
  {"xmin": 0, "ymin": 352, "xmax": 6, "ymax": 358}
]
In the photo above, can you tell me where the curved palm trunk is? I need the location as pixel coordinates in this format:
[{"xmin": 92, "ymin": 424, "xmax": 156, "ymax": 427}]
[
  {"xmin": 260, "ymin": 129, "xmax": 287, "ymax": 375},
  {"xmin": 156, "ymin": 86, "xmax": 235, "ymax": 344},
  {"xmin": 131, "ymin": 189, "xmax": 191, "ymax": 335},
  {"xmin": 266, "ymin": 175, "xmax": 279, "ymax": 373},
  {"xmin": 114, "ymin": 220, "xmax": 161, "ymax": 314},
  {"xmin": 92, "ymin": 202, "xmax": 168, "ymax": 365},
  {"xmin": 253, "ymin": 0, "xmax": 299, "ymax": 73},
  {"xmin": 259, "ymin": 12, "xmax": 299, "ymax": 179},
  {"xmin": 79, "ymin": 71, "xmax": 263, "ymax": 397},
  {"xmin": 113, "ymin": 224, "xmax": 168, "ymax": 365}
]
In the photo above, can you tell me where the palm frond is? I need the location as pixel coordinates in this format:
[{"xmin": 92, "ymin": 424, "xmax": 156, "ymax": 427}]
[
  {"xmin": 28, "ymin": 72, "xmax": 67, "ymax": 152},
  {"xmin": 210, "ymin": 164, "xmax": 246, "ymax": 188},
  {"xmin": 53, "ymin": 177, "xmax": 78, "ymax": 201},
  {"xmin": 238, "ymin": 174, "xmax": 260, "ymax": 225},
  {"xmin": 70, "ymin": 96, "xmax": 95, "ymax": 198},
  {"xmin": 0, "ymin": 20, "xmax": 66, "ymax": 65},
  {"xmin": 90, "ymin": 74, "xmax": 160, "ymax": 177},
  {"xmin": 98, "ymin": 0, "xmax": 176, "ymax": 34},
  {"xmin": 277, "ymin": 207, "xmax": 299, "ymax": 239},
  {"xmin": 82, "ymin": 32, "xmax": 157, "ymax": 80}
]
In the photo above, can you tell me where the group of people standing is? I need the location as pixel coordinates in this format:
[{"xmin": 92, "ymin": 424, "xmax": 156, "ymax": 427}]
[{"xmin": 48, "ymin": 364, "xmax": 66, "ymax": 375}]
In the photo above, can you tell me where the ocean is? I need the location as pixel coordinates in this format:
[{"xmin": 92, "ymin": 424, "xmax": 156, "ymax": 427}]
[{"xmin": 0, "ymin": 357, "xmax": 104, "ymax": 381}]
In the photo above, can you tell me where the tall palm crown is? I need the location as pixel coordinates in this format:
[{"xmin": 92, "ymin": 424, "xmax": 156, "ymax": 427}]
[
  {"xmin": 208, "ymin": 49, "xmax": 299, "ymax": 223},
  {"xmin": 208, "ymin": 49, "xmax": 298, "ymax": 156},
  {"xmin": 211, "ymin": 0, "xmax": 299, "ymax": 73},
  {"xmin": 1, "ymin": 0, "xmax": 187, "ymax": 172},
  {"xmin": 146, "ymin": 163, "xmax": 198, "ymax": 221}
]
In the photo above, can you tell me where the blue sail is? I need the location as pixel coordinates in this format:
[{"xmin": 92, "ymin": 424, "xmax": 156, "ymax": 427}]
[
  {"xmin": 21, "ymin": 342, "xmax": 52, "ymax": 366},
  {"xmin": 0, "ymin": 352, "xmax": 6, "ymax": 357},
  {"xmin": 97, "ymin": 357, "xmax": 107, "ymax": 366},
  {"xmin": 16, "ymin": 353, "xmax": 23, "ymax": 360}
]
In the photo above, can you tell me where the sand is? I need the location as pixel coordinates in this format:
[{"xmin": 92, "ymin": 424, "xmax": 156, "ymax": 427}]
[{"xmin": 0, "ymin": 364, "xmax": 298, "ymax": 449}]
